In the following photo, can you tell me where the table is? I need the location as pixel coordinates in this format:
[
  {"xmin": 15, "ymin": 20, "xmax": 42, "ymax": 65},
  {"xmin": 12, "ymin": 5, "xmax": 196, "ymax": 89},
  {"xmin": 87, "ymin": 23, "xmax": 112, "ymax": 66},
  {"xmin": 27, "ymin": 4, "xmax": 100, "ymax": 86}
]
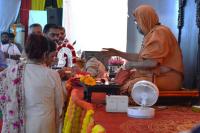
[
  {"xmin": 158, "ymin": 89, "xmax": 200, "ymax": 105},
  {"xmin": 84, "ymin": 82, "xmax": 120, "ymax": 102}
]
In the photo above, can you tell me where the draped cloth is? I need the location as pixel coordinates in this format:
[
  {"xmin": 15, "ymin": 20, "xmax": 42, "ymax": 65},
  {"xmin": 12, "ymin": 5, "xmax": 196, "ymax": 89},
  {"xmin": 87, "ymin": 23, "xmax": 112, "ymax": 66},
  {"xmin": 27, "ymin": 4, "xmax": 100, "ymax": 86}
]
[
  {"xmin": 121, "ymin": 5, "xmax": 184, "ymax": 95},
  {"xmin": 62, "ymin": 0, "xmax": 73, "ymax": 42},
  {"xmin": 0, "ymin": 63, "xmax": 25, "ymax": 133},
  {"xmin": 57, "ymin": 0, "xmax": 63, "ymax": 8},
  {"xmin": 0, "ymin": 0, "xmax": 21, "ymax": 33},
  {"xmin": 31, "ymin": 0, "xmax": 45, "ymax": 10}
]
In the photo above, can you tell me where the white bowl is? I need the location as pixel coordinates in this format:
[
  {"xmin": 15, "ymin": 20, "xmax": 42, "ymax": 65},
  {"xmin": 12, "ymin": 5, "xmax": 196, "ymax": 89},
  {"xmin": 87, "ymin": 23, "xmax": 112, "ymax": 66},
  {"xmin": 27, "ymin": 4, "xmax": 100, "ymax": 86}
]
[{"xmin": 127, "ymin": 106, "xmax": 155, "ymax": 119}]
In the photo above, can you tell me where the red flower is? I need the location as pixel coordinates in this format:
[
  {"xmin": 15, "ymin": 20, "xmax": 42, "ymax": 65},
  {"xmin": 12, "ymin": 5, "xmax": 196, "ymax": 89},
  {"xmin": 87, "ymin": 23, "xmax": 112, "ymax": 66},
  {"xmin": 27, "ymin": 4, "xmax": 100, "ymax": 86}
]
[
  {"xmin": 72, "ymin": 58, "xmax": 76, "ymax": 63},
  {"xmin": 9, "ymin": 110, "xmax": 15, "ymax": 116},
  {"xmin": 0, "ymin": 95, "xmax": 7, "ymax": 101},
  {"xmin": 67, "ymin": 44, "xmax": 73, "ymax": 49},
  {"xmin": 13, "ymin": 121, "xmax": 20, "ymax": 129},
  {"xmin": 13, "ymin": 78, "xmax": 21, "ymax": 85}
]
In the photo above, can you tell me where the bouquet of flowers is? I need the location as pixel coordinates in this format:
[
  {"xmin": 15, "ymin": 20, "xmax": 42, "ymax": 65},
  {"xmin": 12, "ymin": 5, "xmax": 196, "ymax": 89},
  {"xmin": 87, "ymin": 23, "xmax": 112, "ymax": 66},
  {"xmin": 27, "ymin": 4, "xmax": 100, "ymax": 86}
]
[
  {"xmin": 108, "ymin": 56, "xmax": 124, "ymax": 66},
  {"xmin": 108, "ymin": 56, "xmax": 125, "ymax": 74},
  {"xmin": 66, "ymin": 72, "xmax": 96, "ymax": 89}
]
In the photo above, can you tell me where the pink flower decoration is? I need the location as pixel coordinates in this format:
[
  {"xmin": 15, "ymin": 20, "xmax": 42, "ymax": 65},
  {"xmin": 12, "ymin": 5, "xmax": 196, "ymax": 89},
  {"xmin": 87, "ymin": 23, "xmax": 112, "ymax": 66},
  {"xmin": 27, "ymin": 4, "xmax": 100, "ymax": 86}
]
[
  {"xmin": 9, "ymin": 110, "xmax": 15, "ymax": 116},
  {"xmin": 13, "ymin": 121, "xmax": 20, "ymax": 129},
  {"xmin": 108, "ymin": 57, "xmax": 124, "ymax": 65},
  {"xmin": 20, "ymin": 119, "xmax": 24, "ymax": 125},
  {"xmin": 12, "ymin": 68, "xmax": 16, "ymax": 72},
  {"xmin": 13, "ymin": 78, "xmax": 21, "ymax": 85},
  {"xmin": 0, "ymin": 95, "xmax": 7, "ymax": 101}
]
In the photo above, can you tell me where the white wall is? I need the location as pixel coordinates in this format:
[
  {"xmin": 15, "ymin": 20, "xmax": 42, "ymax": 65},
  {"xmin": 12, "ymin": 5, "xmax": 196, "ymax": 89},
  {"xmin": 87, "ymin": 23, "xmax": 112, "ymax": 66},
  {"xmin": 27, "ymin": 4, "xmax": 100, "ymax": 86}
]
[{"xmin": 63, "ymin": 0, "xmax": 128, "ymax": 55}]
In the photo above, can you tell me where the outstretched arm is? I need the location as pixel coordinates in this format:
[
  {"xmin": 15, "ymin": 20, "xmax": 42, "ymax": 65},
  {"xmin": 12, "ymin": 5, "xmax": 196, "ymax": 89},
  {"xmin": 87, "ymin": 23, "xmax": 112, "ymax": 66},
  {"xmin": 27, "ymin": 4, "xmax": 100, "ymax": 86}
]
[
  {"xmin": 125, "ymin": 59, "xmax": 158, "ymax": 70},
  {"xmin": 102, "ymin": 48, "xmax": 139, "ymax": 61},
  {"xmin": 117, "ymin": 51, "xmax": 139, "ymax": 61}
]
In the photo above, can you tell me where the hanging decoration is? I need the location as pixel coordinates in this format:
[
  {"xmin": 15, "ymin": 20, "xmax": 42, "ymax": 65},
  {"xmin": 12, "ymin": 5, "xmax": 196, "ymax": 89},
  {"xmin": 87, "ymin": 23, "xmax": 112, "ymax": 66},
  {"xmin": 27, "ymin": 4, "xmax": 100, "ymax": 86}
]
[
  {"xmin": 20, "ymin": 0, "xmax": 31, "ymax": 39},
  {"xmin": 177, "ymin": 0, "xmax": 186, "ymax": 45},
  {"xmin": 195, "ymin": 0, "xmax": 200, "ymax": 89},
  {"xmin": 0, "ymin": 0, "xmax": 21, "ymax": 33},
  {"xmin": 31, "ymin": 0, "xmax": 46, "ymax": 10},
  {"xmin": 57, "ymin": 0, "xmax": 63, "ymax": 8}
]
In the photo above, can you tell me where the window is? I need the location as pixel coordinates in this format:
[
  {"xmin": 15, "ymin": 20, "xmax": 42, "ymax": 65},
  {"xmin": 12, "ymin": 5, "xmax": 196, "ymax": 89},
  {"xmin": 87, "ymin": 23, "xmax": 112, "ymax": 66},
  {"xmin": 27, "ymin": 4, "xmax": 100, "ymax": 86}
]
[{"xmin": 29, "ymin": 10, "xmax": 47, "ymax": 29}]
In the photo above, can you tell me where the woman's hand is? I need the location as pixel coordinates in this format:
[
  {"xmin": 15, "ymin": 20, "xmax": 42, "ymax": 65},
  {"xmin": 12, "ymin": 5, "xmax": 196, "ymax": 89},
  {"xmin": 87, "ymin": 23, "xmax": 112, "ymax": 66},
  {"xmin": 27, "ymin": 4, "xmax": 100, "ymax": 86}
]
[
  {"xmin": 57, "ymin": 69, "xmax": 67, "ymax": 79},
  {"xmin": 57, "ymin": 67, "xmax": 73, "ymax": 80}
]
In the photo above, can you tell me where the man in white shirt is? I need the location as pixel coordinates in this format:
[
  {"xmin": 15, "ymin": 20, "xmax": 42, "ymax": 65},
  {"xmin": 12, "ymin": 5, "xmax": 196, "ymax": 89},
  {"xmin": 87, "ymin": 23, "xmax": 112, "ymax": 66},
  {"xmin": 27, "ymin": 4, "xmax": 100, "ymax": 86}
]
[
  {"xmin": 0, "ymin": 32, "xmax": 9, "ymax": 46},
  {"xmin": 0, "ymin": 50, "xmax": 7, "ymax": 71},
  {"xmin": 9, "ymin": 33, "xmax": 23, "ymax": 53},
  {"xmin": 0, "ymin": 32, "xmax": 21, "ymax": 66}
]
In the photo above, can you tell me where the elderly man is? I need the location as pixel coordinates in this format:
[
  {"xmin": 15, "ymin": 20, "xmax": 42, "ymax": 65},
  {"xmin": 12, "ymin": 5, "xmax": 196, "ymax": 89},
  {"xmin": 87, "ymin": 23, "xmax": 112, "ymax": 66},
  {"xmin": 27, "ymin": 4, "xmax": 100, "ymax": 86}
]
[
  {"xmin": 28, "ymin": 23, "xmax": 43, "ymax": 35},
  {"xmin": 103, "ymin": 5, "xmax": 183, "ymax": 95}
]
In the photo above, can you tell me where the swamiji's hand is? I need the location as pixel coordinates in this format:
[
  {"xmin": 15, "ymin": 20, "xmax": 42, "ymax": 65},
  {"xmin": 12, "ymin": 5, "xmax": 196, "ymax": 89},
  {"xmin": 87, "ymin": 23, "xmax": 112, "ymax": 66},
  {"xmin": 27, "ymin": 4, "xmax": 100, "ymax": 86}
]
[
  {"xmin": 101, "ymin": 48, "xmax": 120, "ymax": 57},
  {"xmin": 125, "ymin": 62, "xmax": 134, "ymax": 70}
]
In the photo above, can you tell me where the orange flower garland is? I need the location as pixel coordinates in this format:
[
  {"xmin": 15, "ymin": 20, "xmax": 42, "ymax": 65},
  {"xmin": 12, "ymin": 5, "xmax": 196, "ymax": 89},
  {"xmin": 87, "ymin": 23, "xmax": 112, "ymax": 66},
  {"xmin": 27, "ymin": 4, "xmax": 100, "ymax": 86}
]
[{"xmin": 80, "ymin": 75, "xmax": 96, "ymax": 86}]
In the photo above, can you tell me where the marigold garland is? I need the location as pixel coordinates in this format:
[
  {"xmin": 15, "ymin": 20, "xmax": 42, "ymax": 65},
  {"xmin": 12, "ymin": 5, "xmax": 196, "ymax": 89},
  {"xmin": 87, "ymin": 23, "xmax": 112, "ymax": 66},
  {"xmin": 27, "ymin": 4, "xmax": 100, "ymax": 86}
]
[
  {"xmin": 81, "ymin": 109, "xmax": 95, "ymax": 133},
  {"xmin": 62, "ymin": 97, "xmax": 76, "ymax": 133},
  {"xmin": 80, "ymin": 75, "xmax": 96, "ymax": 86},
  {"xmin": 92, "ymin": 124, "xmax": 106, "ymax": 133},
  {"xmin": 72, "ymin": 106, "xmax": 82, "ymax": 133}
]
